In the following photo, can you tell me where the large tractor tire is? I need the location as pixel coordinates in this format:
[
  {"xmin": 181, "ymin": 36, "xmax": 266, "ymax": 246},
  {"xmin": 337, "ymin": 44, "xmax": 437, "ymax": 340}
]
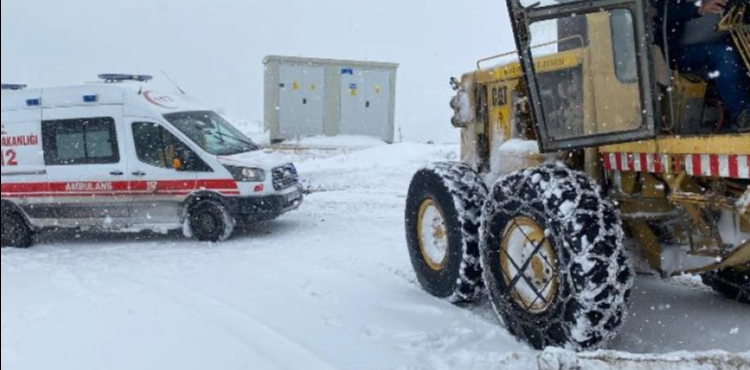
[
  {"xmin": 702, "ymin": 268, "xmax": 750, "ymax": 304},
  {"xmin": 405, "ymin": 162, "xmax": 488, "ymax": 303},
  {"xmin": 480, "ymin": 162, "xmax": 634, "ymax": 351}
]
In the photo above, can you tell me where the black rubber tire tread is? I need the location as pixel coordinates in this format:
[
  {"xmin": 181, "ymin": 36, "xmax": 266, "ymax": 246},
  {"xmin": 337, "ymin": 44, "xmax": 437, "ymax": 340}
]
[
  {"xmin": 188, "ymin": 200, "xmax": 235, "ymax": 243},
  {"xmin": 405, "ymin": 162, "xmax": 488, "ymax": 303},
  {"xmin": 702, "ymin": 268, "xmax": 750, "ymax": 304},
  {"xmin": 480, "ymin": 162, "xmax": 634, "ymax": 351},
  {"xmin": 1, "ymin": 210, "xmax": 33, "ymax": 249}
]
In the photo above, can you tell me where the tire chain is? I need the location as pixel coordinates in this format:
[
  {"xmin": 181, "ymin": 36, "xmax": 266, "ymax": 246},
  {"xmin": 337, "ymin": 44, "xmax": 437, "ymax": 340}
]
[{"xmin": 481, "ymin": 162, "xmax": 635, "ymax": 350}]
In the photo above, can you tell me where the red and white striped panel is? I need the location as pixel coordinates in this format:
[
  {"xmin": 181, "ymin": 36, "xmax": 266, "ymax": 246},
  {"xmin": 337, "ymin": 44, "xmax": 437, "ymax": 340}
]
[
  {"xmin": 603, "ymin": 152, "xmax": 671, "ymax": 174},
  {"xmin": 684, "ymin": 154, "xmax": 750, "ymax": 179},
  {"xmin": 603, "ymin": 153, "xmax": 750, "ymax": 179}
]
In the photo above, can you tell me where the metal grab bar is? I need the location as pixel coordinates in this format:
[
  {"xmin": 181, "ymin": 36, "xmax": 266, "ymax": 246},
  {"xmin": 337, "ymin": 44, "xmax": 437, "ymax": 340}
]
[
  {"xmin": 718, "ymin": 5, "xmax": 750, "ymax": 73},
  {"xmin": 475, "ymin": 34, "xmax": 586, "ymax": 70}
]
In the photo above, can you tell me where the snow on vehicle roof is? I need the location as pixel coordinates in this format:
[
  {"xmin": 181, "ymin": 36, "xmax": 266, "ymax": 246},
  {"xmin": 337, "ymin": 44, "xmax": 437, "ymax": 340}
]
[{"xmin": 1, "ymin": 80, "xmax": 208, "ymax": 116}]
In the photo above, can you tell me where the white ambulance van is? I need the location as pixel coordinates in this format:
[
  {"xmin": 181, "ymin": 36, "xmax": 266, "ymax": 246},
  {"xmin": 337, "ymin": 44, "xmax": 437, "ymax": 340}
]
[{"xmin": 1, "ymin": 75, "xmax": 303, "ymax": 247}]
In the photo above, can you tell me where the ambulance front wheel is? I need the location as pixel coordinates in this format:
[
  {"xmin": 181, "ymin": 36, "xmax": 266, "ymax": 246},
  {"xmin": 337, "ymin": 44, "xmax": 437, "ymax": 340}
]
[
  {"xmin": 1, "ymin": 210, "xmax": 33, "ymax": 249},
  {"xmin": 188, "ymin": 200, "xmax": 236, "ymax": 243}
]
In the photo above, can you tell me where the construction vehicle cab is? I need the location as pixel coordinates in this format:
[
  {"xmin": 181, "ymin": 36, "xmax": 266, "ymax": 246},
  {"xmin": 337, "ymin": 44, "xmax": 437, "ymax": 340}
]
[
  {"xmin": 509, "ymin": 0, "xmax": 659, "ymax": 152},
  {"xmin": 406, "ymin": 0, "xmax": 749, "ymax": 354},
  {"xmin": 506, "ymin": 0, "xmax": 749, "ymax": 153}
]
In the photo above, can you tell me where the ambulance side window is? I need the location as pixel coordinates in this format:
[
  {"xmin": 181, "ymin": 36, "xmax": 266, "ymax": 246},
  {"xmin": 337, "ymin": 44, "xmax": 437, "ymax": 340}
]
[
  {"xmin": 42, "ymin": 117, "xmax": 120, "ymax": 165},
  {"xmin": 132, "ymin": 122, "xmax": 210, "ymax": 172}
]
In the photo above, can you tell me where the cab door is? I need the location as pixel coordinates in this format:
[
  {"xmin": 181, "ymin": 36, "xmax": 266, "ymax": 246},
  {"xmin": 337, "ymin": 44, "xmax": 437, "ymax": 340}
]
[
  {"xmin": 125, "ymin": 119, "xmax": 203, "ymax": 227},
  {"xmin": 507, "ymin": 0, "xmax": 658, "ymax": 152}
]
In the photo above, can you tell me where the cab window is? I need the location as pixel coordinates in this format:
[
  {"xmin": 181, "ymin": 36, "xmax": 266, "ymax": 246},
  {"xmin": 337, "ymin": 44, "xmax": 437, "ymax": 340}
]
[
  {"xmin": 42, "ymin": 117, "xmax": 119, "ymax": 165},
  {"xmin": 132, "ymin": 122, "xmax": 211, "ymax": 172}
]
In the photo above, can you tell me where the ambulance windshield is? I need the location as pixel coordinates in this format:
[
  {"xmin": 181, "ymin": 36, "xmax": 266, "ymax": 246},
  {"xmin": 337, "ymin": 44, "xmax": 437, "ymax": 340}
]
[{"xmin": 164, "ymin": 111, "xmax": 260, "ymax": 156}]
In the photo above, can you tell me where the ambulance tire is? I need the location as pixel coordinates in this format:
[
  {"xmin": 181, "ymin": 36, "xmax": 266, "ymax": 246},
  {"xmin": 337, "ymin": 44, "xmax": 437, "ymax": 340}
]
[
  {"xmin": 188, "ymin": 200, "xmax": 235, "ymax": 243},
  {"xmin": 1, "ymin": 210, "xmax": 33, "ymax": 249}
]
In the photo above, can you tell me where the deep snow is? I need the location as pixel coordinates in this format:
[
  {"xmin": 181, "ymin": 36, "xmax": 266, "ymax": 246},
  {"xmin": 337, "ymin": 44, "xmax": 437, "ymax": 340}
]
[{"xmin": 2, "ymin": 143, "xmax": 749, "ymax": 370}]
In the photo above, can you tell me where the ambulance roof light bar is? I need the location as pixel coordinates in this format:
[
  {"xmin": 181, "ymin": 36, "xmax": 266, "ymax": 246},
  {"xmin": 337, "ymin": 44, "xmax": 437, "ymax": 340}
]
[
  {"xmin": 1, "ymin": 84, "xmax": 28, "ymax": 91},
  {"xmin": 98, "ymin": 74, "xmax": 153, "ymax": 83}
]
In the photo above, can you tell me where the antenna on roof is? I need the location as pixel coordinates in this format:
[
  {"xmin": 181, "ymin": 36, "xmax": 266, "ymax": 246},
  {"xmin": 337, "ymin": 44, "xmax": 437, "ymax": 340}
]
[
  {"xmin": 161, "ymin": 71, "xmax": 186, "ymax": 95},
  {"xmin": 98, "ymin": 74, "xmax": 153, "ymax": 83},
  {"xmin": 1, "ymin": 84, "xmax": 28, "ymax": 91}
]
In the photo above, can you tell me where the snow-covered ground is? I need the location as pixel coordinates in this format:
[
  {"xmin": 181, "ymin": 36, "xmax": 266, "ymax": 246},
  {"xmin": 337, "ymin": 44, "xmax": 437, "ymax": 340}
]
[{"xmin": 2, "ymin": 143, "xmax": 749, "ymax": 370}]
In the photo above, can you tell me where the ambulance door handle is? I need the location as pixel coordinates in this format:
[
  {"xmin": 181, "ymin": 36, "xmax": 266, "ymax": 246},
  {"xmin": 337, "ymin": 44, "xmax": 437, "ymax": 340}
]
[
  {"xmin": 132, "ymin": 171, "xmax": 147, "ymax": 177},
  {"xmin": 110, "ymin": 171, "xmax": 124, "ymax": 176}
]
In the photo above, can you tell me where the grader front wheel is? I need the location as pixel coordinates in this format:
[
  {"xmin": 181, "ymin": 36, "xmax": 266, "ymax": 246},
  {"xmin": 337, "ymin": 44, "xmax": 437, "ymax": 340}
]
[
  {"xmin": 480, "ymin": 163, "xmax": 634, "ymax": 351},
  {"xmin": 405, "ymin": 162, "xmax": 488, "ymax": 303}
]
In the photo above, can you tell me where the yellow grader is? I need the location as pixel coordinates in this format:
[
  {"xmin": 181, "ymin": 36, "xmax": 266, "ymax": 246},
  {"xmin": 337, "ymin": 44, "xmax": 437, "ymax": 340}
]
[{"xmin": 405, "ymin": 0, "xmax": 750, "ymax": 351}]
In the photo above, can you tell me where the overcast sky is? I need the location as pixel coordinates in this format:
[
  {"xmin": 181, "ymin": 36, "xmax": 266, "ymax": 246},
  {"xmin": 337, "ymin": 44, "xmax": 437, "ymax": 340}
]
[{"xmin": 1, "ymin": 0, "xmax": 514, "ymax": 143}]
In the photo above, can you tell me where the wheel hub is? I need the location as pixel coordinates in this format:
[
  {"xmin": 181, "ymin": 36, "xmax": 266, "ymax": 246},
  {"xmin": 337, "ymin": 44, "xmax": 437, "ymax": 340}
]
[
  {"xmin": 418, "ymin": 199, "xmax": 449, "ymax": 271},
  {"xmin": 500, "ymin": 216, "xmax": 559, "ymax": 314},
  {"xmin": 199, "ymin": 213, "xmax": 218, "ymax": 232}
]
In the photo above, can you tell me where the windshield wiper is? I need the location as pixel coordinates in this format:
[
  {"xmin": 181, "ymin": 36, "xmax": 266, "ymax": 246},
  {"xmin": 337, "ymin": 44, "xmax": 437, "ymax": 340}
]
[{"xmin": 205, "ymin": 129, "xmax": 260, "ymax": 152}]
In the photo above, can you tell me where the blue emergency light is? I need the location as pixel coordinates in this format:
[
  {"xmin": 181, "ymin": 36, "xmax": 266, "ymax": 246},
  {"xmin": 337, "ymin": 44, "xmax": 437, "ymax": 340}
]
[
  {"xmin": 98, "ymin": 74, "xmax": 153, "ymax": 83},
  {"xmin": 1, "ymin": 84, "xmax": 27, "ymax": 91},
  {"xmin": 83, "ymin": 94, "xmax": 98, "ymax": 103}
]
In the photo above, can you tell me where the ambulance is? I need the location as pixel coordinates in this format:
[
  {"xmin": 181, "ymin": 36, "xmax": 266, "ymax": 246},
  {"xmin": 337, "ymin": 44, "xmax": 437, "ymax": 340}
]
[{"xmin": 1, "ymin": 75, "xmax": 303, "ymax": 247}]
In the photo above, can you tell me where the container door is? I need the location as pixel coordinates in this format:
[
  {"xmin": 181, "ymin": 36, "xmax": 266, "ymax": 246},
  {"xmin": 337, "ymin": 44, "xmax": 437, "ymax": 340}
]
[
  {"xmin": 340, "ymin": 69, "xmax": 391, "ymax": 140},
  {"xmin": 507, "ymin": 0, "xmax": 658, "ymax": 152},
  {"xmin": 279, "ymin": 64, "xmax": 325, "ymax": 138},
  {"xmin": 339, "ymin": 68, "xmax": 366, "ymax": 136},
  {"xmin": 362, "ymin": 69, "xmax": 391, "ymax": 140},
  {"xmin": 40, "ymin": 106, "xmax": 131, "ymax": 227}
]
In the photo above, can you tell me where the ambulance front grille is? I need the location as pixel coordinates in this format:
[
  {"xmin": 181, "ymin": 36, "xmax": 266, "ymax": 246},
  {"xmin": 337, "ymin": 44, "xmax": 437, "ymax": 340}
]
[{"xmin": 272, "ymin": 164, "xmax": 299, "ymax": 190}]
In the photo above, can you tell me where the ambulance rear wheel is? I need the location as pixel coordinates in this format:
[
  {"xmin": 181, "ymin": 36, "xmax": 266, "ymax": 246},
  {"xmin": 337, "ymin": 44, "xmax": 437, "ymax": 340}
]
[
  {"xmin": 1, "ymin": 211, "xmax": 33, "ymax": 249},
  {"xmin": 189, "ymin": 200, "xmax": 235, "ymax": 243}
]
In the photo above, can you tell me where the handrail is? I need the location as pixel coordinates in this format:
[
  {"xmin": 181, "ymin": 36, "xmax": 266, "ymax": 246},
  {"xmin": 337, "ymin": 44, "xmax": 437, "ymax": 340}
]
[
  {"xmin": 718, "ymin": 5, "xmax": 750, "ymax": 73},
  {"xmin": 475, "ymin": 34, "xmax": 585, "ymax": 70}
]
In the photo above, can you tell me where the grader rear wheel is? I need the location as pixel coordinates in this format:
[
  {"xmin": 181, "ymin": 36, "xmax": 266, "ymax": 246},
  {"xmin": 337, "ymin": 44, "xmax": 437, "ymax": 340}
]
[
  {"xmin": 702, "ymin": 267, "xmax": 750, "ymax": 304},
  {"xmin": 480, "ymin": 163, "xmax": 634, "ymax": 351}
]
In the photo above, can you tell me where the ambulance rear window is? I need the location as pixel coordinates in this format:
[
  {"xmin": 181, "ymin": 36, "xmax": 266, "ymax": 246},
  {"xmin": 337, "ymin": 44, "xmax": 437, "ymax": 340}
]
[{"xmin": 42, "ymin": 117, "xmax": 120, "ymax": 165}]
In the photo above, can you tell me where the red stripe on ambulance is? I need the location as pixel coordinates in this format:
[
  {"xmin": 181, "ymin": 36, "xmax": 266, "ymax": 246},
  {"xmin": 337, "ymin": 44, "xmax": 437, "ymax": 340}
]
[{"xmin": 1, "ymin": 179, "xmax": 239, "ymax": 198}]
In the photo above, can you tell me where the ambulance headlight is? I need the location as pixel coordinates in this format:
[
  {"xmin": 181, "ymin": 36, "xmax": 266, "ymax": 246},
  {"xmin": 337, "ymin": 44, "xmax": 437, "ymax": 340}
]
[{"xmin": 226, "ymin": 166, "xmax": 266, "ymax": 182}]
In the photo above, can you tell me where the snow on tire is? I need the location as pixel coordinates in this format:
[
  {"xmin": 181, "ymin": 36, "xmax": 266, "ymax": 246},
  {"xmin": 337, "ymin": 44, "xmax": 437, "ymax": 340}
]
[
  {"xmin": 702, "ymin": 268, "xmax": 750, "ymax": 304},
  {"xmin": 188, "ymin": 200, "xmax": 235, "ymax": 243},
  {"xmin": 405, "ymin": 162, "xmax": 488, "ymax": 303},
  {"xmin": 480, "ymin": 162, "xmax": 634, "ymax": 351}
]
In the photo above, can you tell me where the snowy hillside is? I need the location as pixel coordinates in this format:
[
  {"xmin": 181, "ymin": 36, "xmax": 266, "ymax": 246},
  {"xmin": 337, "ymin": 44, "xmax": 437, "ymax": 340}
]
[{"xmin": 2, "ymin": 143, "xmax": 749, "ymax": 370}]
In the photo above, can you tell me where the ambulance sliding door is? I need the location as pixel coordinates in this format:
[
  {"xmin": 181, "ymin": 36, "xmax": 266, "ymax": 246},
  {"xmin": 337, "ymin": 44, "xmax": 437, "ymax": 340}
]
[{"xmin": 41, "ymin": 105, "xmax": 131, "ymax": 227}]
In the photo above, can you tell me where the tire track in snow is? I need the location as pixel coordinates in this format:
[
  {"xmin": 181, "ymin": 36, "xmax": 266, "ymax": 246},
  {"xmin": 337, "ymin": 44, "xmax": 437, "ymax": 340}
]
[{"xmin": 120, "ymin": 273, "xmax": 343, "ymax": 370}]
